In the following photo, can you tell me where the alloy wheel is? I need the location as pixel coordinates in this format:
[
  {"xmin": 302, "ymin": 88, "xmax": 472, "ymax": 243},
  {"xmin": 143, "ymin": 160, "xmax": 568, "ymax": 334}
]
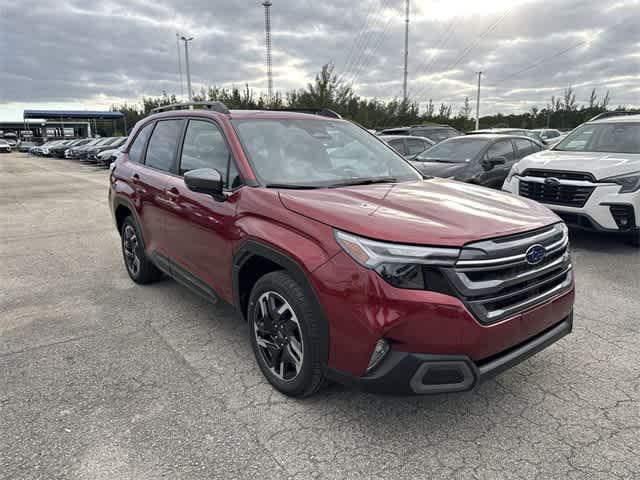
[
  {"xmin": 253, "ymin": 291, "xmax": 304, "ymax": 381},
  {"xmin": 123, "ymin": 224, "xmax": 141, "ymax": 277}
]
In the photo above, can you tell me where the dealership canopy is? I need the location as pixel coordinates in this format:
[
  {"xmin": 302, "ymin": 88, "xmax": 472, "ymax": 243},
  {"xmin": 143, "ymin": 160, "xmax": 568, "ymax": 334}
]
[{"xmin": 23, "ymin": 110, "xmax": 124, "ymax": 120}]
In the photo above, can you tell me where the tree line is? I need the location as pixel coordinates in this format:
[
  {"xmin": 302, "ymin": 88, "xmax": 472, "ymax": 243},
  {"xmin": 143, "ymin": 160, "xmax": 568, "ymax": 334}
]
[{"xmin": 112, "ymin": 63, "xmax": 633, "ymax": 134}]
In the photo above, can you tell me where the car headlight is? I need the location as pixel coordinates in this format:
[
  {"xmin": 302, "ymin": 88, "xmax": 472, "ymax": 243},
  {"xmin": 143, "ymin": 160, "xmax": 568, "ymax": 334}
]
[
  {"xmin": 505, "ymin": 164, "xmax": 522, "ymax": 183},
  {"xmin": 334, "ymin": 230, "xmax": 460, "ymax": 290},
  {"xmin": 601, "ymin": 172, "xmax": 640, "ymax": 194}
]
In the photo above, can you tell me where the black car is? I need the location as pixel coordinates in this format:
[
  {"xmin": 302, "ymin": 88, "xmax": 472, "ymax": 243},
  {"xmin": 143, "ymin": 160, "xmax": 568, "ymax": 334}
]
[
  {"xmin": 50, "ymin": 138, "xmax": 94, "ymax": 158},
  {"xmin": 379, "ymin": 125, "xmax": 460, "ymax": 143},
  {"xmin": 410, "ymin": 135, "xmax": 544, "ymax": 189}
]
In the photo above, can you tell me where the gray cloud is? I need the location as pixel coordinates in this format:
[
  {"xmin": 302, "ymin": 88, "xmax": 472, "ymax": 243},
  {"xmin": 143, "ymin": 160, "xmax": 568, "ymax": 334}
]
[{"xmin": 1, "ymin": 0, "xmax": 639, "ymax": 119}]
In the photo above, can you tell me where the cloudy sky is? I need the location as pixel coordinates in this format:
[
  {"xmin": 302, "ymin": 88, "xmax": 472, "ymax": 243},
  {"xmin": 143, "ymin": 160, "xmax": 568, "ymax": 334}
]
[{"xmin": 1, "ymin": 0, "xmax": 639, "ymax": 120}]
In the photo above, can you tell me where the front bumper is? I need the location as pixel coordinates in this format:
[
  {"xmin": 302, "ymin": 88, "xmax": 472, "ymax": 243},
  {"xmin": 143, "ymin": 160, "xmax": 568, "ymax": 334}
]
[
  {"xmin": 503, "ymin": 176, "xmax": 640, "ymax": 233},
  {"xmin": 329, "ymin": 313, "xmax": 572, "ymax": 395}
]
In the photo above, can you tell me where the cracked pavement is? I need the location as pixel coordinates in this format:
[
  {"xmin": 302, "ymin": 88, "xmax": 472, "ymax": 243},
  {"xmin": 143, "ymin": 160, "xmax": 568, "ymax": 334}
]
[{"xmin": 1, "ymin": 152, "xmax": 639, "ymax": 479}]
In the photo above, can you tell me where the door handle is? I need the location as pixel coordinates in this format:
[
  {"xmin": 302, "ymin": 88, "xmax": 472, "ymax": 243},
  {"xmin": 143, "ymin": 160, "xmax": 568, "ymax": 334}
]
[
  {"xmin": 131, "ymin": 173, "xmax": 140, "ymax": 183},
  {"xmin": 167, "ymin": 187, "xmax": 180, "ymax": 199}
]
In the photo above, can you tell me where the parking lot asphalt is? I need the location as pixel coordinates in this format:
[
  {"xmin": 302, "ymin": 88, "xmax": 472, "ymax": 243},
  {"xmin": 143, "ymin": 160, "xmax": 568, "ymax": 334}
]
[{"xmin": 1, "ymin": 152, "xmax": 639, "ymax": 480}]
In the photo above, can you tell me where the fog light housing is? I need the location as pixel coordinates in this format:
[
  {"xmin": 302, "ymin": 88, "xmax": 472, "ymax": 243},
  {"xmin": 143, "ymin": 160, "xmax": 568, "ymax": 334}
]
[{"xmin": 366, "ymin": 339, "xmax": 390, "ymax": 373}]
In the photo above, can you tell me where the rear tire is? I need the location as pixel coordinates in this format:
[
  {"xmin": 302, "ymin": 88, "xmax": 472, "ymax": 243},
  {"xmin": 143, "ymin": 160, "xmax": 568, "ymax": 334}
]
[
  {"xmin": 120, "ymin": 216, "xmax": 162, "ymax": 284},
  {"xmin": 248, "ymin": 271, "xmax": 328, "ymax": 398}
]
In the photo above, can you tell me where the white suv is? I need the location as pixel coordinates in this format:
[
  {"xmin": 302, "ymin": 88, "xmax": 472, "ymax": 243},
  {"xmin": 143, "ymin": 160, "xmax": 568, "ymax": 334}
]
[{"xmin": 503, "ymin": 113, "xmax": 640, "ymax": 246}]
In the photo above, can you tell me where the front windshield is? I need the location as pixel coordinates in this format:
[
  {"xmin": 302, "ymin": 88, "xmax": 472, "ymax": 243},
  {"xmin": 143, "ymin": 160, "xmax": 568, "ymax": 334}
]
[
  {"xmin": 554, "ymin": 122, "xmax": 640, "ymax": 154},
  {"xmin": 415, "ymin": 137, "xmax": 489, "ymax": 162},
  {"xmin": 232, "ymin": 118, "xmax": 421, "ymax": 186}
]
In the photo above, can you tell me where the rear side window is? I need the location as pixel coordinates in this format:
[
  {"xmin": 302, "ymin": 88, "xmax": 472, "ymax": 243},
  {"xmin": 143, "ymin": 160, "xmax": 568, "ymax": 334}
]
[
  {"xmin": 406, "ymin": 138, "xmax": 429, "ymax": 155},
  {"xmin": 514, "ymin": 138, "xmax": 536, "ymax": 157},
  {"xmin": 128, "ymin": 123, "xmax": 153, "ymax": 163},
  {"xmin": 387, "ymin": 138, "xmax": 407, "ymax": 155},
  {"xmin": 145, "ymin": 120, "xmax": 184, "ymax": 172}
]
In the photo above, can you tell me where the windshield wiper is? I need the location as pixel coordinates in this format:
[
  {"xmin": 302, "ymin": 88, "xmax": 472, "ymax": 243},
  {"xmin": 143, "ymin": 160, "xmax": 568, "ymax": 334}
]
[
  {"xmin": 265, "ymin": 183, "xmax": 321, "ymax": 189},
  {"xmin": 328, "ymin": 177, "xmax": 397, "ymax": 187}
]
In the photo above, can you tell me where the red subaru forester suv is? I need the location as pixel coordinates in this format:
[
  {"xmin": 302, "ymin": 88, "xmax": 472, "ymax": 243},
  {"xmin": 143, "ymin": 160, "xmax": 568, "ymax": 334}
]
[{"xmin": 109, "ymin": 102, "xmax": 575, "ymax": 397}]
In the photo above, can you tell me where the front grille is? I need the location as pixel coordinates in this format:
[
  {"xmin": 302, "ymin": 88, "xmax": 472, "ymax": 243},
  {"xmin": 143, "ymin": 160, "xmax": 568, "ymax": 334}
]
[
  {"xmin": 443, "ymin": 223, "xmax": 572, "ymax": 324},
  {"xmin": 519, "ymin": 180, "xmax": 594, "ymax": 207},
  {"xmin": 522, "ymin": 169, "xmax": 594, "ymax": 182}
]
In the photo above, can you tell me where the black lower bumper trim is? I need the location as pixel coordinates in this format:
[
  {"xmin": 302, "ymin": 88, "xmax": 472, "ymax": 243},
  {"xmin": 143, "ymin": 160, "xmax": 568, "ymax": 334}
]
[{"xmin": 327, "ymin": 312, "xmax": 573, "ymax": 395}]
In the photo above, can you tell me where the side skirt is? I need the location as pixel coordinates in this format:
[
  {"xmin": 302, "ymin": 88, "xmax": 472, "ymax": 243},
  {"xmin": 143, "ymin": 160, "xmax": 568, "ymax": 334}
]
[{"xmin": 150, "ymin": 251, "xmax": 218, "ymax": 304}]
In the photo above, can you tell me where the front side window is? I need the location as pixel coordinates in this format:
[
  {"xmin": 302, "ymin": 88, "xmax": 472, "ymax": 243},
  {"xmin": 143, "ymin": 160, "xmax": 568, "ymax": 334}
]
[
  {"xmin": 180, "ymin": 120, "xmax": 229, "ymax": 175},
  {"xmin": 180, "ymin": 120, "xmax": 240, "ymax": 188},
  {"xmin": 232, "ymin": 119, "xmax": 421, "ymax": 187},
  {"xmin": 486, "ymin": 140, "xmax": 515, "ymax": 160},
  {"xmin": 128, "ymin": 123, "xmax": 154, "ymax": 163},
  {"xmin": 145, "ymin": 120, "xmax": 184, "ymax": 171},
  {"xmin": 554, "ymin": 122, "xmax": 640, "ymax": 154}
]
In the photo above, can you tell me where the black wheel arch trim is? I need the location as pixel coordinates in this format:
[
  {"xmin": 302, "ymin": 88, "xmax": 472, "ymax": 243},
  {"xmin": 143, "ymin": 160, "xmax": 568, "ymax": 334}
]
[
  {"xmin": 112, "ymin": 196, "xmax": 146, "ymax": 247},
  {"xmin": 232, "ymin": 240, "xmax": 329, "ymax": 328}
]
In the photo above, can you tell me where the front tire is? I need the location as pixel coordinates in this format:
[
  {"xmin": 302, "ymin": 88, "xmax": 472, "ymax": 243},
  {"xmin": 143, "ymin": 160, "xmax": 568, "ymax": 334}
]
[
  {"xmin": 629, "ymin": 230, "xmax": 640, "ymax": 248},
  {"xmin": 120, "ymin": 216, "xmax": 162, "ymax": 284},
  {"xmin": 248, "ymin": 271, "xmax": 328, "ymax": 398}
]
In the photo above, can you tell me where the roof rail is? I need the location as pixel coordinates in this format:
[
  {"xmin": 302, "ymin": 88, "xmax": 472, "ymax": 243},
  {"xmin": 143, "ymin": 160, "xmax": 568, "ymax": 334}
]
[
  {"xmin": 263, "ymin": 108, "xmax": 342, "ymax": 119},
  {"xmin": 151, "ymin": 101, "xmax": 230, "ymax": 114},
  {"xmin": 589, "ymin": 110, "xmax": 640, "ymax": 122}
]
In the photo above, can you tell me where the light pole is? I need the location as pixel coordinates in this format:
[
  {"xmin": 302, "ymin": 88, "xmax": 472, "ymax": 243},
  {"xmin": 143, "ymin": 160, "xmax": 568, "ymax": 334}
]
[
  {"xmin": 180, "ymin": 36, "xmax": 194, "ymax": 102},
  {"xmin": 403, "ymin": 0, "xmax": 410, "ymax": 105},
  {"xmin": 475, "ymin": 71, "xmax": 482, "ymax": 130},
  {"xmin": 262, "ymin": 1, "xmax": 273, "ymax": 101}
]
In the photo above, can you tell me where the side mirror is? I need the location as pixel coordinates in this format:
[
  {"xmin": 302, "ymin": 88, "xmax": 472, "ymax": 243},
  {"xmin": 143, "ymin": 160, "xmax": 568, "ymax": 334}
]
[
  {"xmin": 482, "ymin": 156, "xmax": 507, "ymax": 169},
  {"xmin": 184, "ymin": 168, "xmax": 225, "ymax": 199}
]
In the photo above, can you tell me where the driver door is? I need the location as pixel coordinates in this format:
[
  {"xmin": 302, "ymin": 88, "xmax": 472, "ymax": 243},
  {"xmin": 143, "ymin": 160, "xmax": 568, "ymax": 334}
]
[{"xmin": 163, "ymin": 119, "xmax": 241, "ymax": 301}]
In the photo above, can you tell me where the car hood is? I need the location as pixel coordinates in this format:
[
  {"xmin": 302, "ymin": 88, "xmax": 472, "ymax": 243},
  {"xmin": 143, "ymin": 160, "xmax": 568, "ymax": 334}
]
[
  {"xmin": 516, "ymin": 150, "xmax": 640, "ymax": 180},
  {"xmin": 278, "ymin": 180, "xmax": 559, "ymax": 247},
  {"xmin": 410, "ymin": 161, "xmax": 470, "ymax": 179}
]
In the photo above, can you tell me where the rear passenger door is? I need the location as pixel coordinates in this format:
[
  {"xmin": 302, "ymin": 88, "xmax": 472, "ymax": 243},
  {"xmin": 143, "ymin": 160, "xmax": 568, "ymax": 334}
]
[
  {"xmin": 124, "ymin": 121, "xmax": 175, "ymax": 258},
  {"xmin": 163, "ymin": 119, "xmax": 242, "ymax": 301}
]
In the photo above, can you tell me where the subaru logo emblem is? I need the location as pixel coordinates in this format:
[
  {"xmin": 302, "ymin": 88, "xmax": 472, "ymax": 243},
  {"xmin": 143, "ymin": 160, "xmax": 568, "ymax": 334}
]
[
  {"xmin": 544, "ymin": 177, "xmax": 561, "ymax": 186},
  {"xmin": 525, "ymin": 244, "xmax": 546, "ymax": 265}
]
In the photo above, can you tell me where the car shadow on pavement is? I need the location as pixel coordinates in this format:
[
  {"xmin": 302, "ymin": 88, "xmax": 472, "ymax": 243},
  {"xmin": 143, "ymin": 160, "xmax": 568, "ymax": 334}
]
[{"xmin": 567, "ymin": 228, "xmax": 637, "ymax": 253}]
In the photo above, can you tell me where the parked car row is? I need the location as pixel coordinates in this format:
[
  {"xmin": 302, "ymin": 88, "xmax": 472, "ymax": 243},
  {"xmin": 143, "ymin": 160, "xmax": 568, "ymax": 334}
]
[
  {"xmin": 387, "ymin": 113, "xmax": 639, "ymax": 246},
  {"xmin": 27, "ymin": 136, "xmax": 126, "ymax": 166}
]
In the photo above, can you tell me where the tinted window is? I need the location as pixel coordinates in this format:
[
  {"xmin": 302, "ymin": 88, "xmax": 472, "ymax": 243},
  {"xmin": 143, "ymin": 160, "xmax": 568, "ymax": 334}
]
[
  {"xmin": 387, "ymin": 138, "xmax": 407, "ymax": 155},
  {"xmin": 416, "ymin": 137, "xmax": 489, "ymax": 163},
  {"xmin": 406, "ymin": 138, "xmax": 430, "ymax": 155},
  {"xmin": 145, "ymin": 120, "xmax": 184, "ymax": 171},
  {"xmin": 180, "ymin": 120, "xmax": 238, "ymax": 187},
  {"xmin": 486, "ymin": 140, "xmax": 515, "ymax": 160},
  {"xmin": 514, "ymin": 138, "xmax": 536, "ymax": 157},
  {"xmin": 128, "ymin": 123, "xmax": 154, "ymax": 163}
]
